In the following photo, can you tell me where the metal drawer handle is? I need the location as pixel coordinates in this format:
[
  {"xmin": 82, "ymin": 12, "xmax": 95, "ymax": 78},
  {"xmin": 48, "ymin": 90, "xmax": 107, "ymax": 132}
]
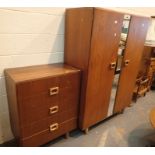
[
  {"xmin": 49, "ymin": 87, "xmax": 59, "ymax": 96},
  {"xmin": 110, "ymin": 62, "xmax": 116, "ymax": 69},
  {"xmin": 49, "ymin": 106, "xmax": 59, "ymax": 114},
  {"xmin": 124, "ymin": 60, "xmax": 130, "ymax": 66},
  {"xmin": 50, "ymin": 123, "xmax": 59, "ymax": 132}
]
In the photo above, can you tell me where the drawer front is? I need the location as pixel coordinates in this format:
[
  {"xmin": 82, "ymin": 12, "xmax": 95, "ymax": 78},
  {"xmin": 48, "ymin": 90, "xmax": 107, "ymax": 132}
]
[
  {"xmin": 59, "ymin": 73, "xmax": 81, "ymax": 89},
  {"xmin": 17, "ymin": 73, "xmax": 80, "ymax": 100},
  {"xmin": 21, "ymin": 108, "xmax": 78, "ymax": 138},
  {"xmin": 20, "ymin": 118, "xmax": 77, "ymax": 146},
  {"xmin": 17, "ymin": 77, "xmax": 58, "ymax": 100}
]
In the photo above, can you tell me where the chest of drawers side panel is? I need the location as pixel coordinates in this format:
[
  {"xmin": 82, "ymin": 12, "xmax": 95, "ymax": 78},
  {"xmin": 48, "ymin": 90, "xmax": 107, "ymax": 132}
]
[{"xmin": 4, "ymin": 72, "xmax": 21, "ymax": 142}]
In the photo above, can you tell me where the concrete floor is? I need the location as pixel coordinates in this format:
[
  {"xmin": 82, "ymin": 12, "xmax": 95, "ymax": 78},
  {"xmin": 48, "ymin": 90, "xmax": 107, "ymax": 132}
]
[{"xmin": 45, "ymin": 90, "xmax": 155, "ymax": 147}]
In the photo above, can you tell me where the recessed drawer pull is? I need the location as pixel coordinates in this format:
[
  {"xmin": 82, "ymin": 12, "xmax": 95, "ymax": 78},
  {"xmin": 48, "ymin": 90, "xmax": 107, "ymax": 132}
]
[
  {"xmin": 50, "ymin": 123, "xmax": 59, "ymax": 132},
  {"xmin": 49, "ymin": 87, "xmax": 59, "ymax": 95},
  {"xmin": 49, "ymin": 106, "xmax": 59, "ymax": 114}
]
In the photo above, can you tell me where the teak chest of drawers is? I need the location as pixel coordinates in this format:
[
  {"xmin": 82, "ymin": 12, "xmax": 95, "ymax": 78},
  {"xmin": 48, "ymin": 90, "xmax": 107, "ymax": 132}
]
[{"xmin": 5, "ymin": 63, "xmax": 81, "ymax": 146}]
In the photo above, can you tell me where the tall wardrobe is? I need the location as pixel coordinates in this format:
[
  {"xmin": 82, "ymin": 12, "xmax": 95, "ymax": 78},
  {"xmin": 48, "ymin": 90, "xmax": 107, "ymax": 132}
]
[{"xmin": 64, "ymin": 8, "xmax": 150, "ymax": 132}]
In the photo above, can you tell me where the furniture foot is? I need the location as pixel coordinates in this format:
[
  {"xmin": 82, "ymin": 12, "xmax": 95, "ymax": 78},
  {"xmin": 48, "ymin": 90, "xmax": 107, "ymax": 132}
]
[
  {"xmin": 64, "ymin": 132, "xmax": 70, "ymax": 139},
  {"xmin": 128, "ymin": 103, "xmax": 133, "ymax": 107},
  {"xmin": 120, "ymin": 109, "xmax": 124, "ymax": 114},
  {"xmin": 132, "ymin": 95, "xmax": 137, "ymax": 103},
  {"xmin": 84, "ymin": 128, "xmax": 89, "ymax": 134},
  {"xmin": 133, "ymin": 99, "xmax": 137, "ymax": 103}
]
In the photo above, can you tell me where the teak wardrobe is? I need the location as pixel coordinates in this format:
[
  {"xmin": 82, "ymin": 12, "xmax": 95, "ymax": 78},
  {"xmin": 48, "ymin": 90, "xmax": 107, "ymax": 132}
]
[{"xmin": 65, "ymin": 8, "xmax": 150, "ymax": 132}]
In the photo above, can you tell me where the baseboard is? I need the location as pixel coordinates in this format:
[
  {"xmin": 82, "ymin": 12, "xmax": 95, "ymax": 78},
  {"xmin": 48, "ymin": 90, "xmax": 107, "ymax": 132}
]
[{"xmin": 0, "ymin": 138, "xmax": 18, "ymax": 147}]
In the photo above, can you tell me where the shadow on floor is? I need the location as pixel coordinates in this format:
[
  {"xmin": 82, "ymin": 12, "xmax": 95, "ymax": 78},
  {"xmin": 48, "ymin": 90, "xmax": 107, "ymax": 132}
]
[{"xmin": 128, "ymin": 123, "xmax": 155, "ymax": 147}]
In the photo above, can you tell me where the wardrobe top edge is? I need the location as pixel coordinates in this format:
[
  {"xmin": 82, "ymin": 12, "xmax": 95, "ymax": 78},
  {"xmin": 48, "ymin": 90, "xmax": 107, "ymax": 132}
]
[{"xmin": 65, "ymin": 7, "xmax": 151, "ymax": 18}]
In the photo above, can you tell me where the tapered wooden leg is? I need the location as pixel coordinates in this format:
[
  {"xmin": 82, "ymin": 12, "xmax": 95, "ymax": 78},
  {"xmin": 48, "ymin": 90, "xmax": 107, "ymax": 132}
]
[
  {"xmin": 133, "ymin": 95, "xmax": 137, "ymax": 103},
  {"xmin": 120, "ymin": 109, "xmax": 124, "ymax": 114},
  {"xmin": 65, "ymin": 132, "xmax": 70, "ymax": 139},
  {"xmin": 84, "ymin": 128, "xmax": 89, "ymax": 134},
  {"xmin": 128, "ymin": 103, "xmax": 133, "ymax": 107},
  {"xmin": 132, "ymin": 93, "xmax": 138, "ymax": 103}
]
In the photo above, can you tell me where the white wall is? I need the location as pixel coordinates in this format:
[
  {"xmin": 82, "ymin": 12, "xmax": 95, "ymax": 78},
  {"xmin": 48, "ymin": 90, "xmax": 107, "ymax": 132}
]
[
  {"xmin": 0, "ymin": 8, "xmax": 65, "ymax": 144},
  {"xmin": 109, "ymin": 7, "xmax": 155, "ymax": 16}
]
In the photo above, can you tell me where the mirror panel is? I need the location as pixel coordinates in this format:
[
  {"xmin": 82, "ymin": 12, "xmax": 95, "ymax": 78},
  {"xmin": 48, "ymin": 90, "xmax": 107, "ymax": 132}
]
[{"xmin": 107, "ymin": 14, "xmax": 131, "ymax": 117}]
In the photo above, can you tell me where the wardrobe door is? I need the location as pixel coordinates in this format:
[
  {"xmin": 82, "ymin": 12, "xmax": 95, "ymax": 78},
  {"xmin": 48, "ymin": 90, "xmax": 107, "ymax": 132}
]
[
  {"xmin": 114, "ymin": 16, "xmax": 150, "ymax": 113},
  {"xmin": 81, "ymin": 8, "xmax": 124, "ymax": 129}
]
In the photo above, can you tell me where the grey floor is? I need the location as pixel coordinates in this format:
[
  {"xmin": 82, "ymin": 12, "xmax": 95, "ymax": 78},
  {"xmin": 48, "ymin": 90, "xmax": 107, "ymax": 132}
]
[{"xmin": 45, "ymin": 90, "xmax": 155, "ymax": 147}]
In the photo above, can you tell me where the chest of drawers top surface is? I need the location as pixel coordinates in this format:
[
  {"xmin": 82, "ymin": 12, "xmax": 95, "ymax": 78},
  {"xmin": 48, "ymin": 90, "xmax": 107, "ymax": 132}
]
[{"xmin": 5, "ymin": 63, "xmax": 80, "ymax": 83}]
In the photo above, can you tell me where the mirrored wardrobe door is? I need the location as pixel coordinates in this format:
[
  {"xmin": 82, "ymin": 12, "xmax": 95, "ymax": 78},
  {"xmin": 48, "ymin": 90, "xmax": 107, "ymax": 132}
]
[
  {"xmin": 113, "ymin": 15, "xmax": 150, "ymax": 113},
  {"xmin": 107, "ymin": 14, "xmax": 131, "ymax": 117}
]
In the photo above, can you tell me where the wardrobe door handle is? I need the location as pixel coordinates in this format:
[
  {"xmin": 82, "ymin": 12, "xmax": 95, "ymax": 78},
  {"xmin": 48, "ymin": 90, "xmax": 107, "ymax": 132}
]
[
  {"xmin": 50, "ymin": 123, "xmax": 59, "ymax": 132},
  {"xmin": 49, "ymin": 87, "xmax": 59, "ymax": 95},
  {"xmin": 110, "ymin": 62, "xmax": 116, "ymax": 69},
  {"xmin": 49, "ymin": 106, "xmax": 59, "ymax": 114},
  {"xmin": 124, "ymin": 60, "xmax": 130, "ymax": 66}
]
